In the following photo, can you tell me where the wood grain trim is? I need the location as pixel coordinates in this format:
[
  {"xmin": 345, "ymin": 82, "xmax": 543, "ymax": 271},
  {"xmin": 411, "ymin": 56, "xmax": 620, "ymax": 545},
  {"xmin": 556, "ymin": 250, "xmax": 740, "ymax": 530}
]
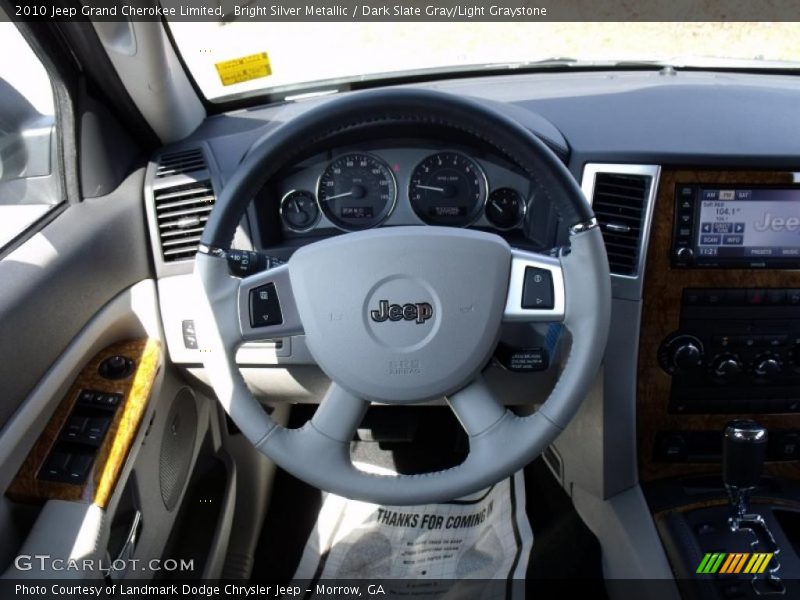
[
  {"xmin": 6, "ymin": 339, "xmax": 161, "ymax": 507},
  {"xmin": 638, "ymin": 169, "xmax": 800, "ymax": 483}
]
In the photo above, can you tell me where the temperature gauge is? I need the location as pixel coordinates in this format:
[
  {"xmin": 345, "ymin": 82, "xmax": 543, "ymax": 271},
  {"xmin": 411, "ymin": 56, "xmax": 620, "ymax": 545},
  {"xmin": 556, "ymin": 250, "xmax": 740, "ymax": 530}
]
[
  {"xmin": 485, "ymin": 188, "xmax": 526, "ymax": 230},
  {"xmin": 280, "ymin": 190, "xmax": 320, "ymax": 232}
]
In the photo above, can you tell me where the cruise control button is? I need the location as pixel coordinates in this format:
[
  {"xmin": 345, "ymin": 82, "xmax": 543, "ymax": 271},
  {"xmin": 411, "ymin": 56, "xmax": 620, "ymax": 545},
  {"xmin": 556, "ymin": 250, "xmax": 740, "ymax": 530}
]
[
  {"xmin": 521, "ymin": 268, "xmax": 554, "ymax": 309},
  {"xmin": 250, "ymin": 283, "xmax": 283, "ymax": 327}
]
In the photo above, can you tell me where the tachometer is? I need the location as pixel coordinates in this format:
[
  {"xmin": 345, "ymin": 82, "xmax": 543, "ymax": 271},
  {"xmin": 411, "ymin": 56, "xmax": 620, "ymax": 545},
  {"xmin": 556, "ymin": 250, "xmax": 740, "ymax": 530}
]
[
  {"xmin": 408, "ymin": 152, "xmax": 487, "ymax": 226},
  {"xmin": 317, "ymin": 153, "xmax": 397, "ymax": 231}
]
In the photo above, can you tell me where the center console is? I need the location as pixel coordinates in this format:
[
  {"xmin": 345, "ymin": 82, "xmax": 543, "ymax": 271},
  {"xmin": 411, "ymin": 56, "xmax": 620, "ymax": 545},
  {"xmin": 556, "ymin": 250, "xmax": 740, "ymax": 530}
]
[
  {"xmin": 639, "ymin": 169, "xmax": 800, "ymax": 481},
  {"xmin": 639, "ymin": 169, "xmax": 800, "ymax": 598}
]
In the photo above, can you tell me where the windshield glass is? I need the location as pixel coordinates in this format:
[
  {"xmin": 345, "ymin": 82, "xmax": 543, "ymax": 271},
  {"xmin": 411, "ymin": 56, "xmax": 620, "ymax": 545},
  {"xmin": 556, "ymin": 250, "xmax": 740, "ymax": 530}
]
[{"xmin": 167, "ymin": 22, "xmax": 800, "ymax": 102}]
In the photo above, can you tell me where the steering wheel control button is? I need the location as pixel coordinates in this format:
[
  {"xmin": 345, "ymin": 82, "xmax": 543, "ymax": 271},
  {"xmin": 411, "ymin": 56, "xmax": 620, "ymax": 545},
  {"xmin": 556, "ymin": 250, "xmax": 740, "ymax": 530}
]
[
  {"xmin": 495, "ymin": 344, "xmax": 548, "ymax": 372},
  {"xmin": 250, "ymin": 283, "xmax": 283, "ymax": 327},
  {"xmin": 98, "ymin": 355, "xmax": 135, "ymax": 380},
  {"xmin": 521, "ymin": 267, "xmax": 554, "ymax": 309}
]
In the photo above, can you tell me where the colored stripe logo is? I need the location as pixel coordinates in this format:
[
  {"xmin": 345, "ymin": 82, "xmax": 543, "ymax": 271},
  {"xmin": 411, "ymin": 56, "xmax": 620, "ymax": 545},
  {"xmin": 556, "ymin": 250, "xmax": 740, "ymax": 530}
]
[{"xmin": 696, "ymin": 552, "xmax": 773, "ymax": 574}]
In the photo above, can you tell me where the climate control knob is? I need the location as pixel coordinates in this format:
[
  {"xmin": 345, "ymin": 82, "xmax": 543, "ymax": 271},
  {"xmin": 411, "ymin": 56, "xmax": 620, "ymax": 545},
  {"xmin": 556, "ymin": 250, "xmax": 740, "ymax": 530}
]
[
  {"xmin": 712, "ymin": 355, "xmax": 742, "ymax": 380},
  {"xmin": 658, "ymin": 334, "xmax": 704, "ymax": 374},
  {"xmin": 754, "ymin": 355, "xmax": 782, "ymax": 379},
  {"xmin": 673, "ymin": 342, "xmax": 703, "ymax": 370}
]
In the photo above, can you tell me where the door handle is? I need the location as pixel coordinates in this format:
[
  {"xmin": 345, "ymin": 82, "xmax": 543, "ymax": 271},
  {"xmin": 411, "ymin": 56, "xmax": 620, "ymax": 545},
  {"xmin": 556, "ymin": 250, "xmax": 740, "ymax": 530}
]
[{"xmin": 105, "ymin": 509, "xmax": 142, "ymax": 581}]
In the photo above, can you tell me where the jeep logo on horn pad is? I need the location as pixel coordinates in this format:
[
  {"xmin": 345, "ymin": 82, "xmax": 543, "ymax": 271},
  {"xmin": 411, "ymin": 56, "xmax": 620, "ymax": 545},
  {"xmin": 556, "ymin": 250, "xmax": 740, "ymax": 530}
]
[{"xmin": 370, "ymin": 300, "xmax": 433, "ymax": 324}]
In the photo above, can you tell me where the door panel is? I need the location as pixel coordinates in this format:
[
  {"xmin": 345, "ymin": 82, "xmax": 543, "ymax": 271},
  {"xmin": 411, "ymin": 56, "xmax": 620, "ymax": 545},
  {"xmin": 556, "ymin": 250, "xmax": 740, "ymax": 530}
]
[{"xmin": 0, "ymin": 167, "xmax": 150, "ymax": 428}]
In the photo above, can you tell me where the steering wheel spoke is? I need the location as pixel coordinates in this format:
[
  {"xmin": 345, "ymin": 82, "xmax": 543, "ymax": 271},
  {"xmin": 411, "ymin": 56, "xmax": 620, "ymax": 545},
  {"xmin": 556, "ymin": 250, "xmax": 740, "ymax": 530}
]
[
  {"xmin": 311, "ymin": 383, "xmax": 369, "ymax": 442},
  {"xmin": 237, "ymin": 263, "xmax": 304, "ymax": 341},
  {"xmin": 446, "ymin": 376, "xmax": 508, "ymax": 438},
  {"xmin": 503, "ymin": 248, "xmax": 565, "ymax": 323}
]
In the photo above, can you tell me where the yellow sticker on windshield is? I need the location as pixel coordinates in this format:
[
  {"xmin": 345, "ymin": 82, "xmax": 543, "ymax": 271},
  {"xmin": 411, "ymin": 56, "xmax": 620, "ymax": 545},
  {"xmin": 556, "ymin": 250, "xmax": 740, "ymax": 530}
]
[{"xmin": 215, "ymin": 52, "xmax": 272, "ymax": 86}]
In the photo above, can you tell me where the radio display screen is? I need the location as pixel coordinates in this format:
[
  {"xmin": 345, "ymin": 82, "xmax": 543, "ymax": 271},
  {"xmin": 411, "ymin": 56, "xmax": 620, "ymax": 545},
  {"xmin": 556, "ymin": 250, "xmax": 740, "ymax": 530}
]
[{"xmin": 692, "ymin": 187, "xmax": 800, "ymax": 264}]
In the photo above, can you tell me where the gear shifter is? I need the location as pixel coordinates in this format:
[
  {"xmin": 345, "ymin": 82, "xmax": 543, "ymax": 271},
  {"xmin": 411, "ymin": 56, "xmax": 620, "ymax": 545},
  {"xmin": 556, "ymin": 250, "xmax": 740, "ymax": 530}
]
[{"xmin": 723, "ymin": 420, "xmax": 768, "ymax": 529}]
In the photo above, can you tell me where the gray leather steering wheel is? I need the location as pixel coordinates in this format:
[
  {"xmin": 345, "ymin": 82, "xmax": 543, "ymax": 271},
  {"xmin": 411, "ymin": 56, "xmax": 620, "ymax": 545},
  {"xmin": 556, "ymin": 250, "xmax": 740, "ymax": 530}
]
[{"xmin": 194, "ymin": 89, "xmax": 611, "ymax": 505}]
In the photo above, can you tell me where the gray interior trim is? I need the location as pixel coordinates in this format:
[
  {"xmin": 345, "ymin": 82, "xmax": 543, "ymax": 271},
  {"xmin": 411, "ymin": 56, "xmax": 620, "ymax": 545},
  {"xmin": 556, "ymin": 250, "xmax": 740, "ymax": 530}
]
[
  {"xmin": 573, "ymin": 484, "xmax": 679, "ymax": 596},
  {"xmin": 3, "ymin": 501, "xmax": 106, "ymax": 579},
  {"xmin": 0, "ymin": 168, "xmax": 150, "ymax": 429},
  {"xmin": 91, "ymin": 20, "xmax": 204, "ymax": 143}
]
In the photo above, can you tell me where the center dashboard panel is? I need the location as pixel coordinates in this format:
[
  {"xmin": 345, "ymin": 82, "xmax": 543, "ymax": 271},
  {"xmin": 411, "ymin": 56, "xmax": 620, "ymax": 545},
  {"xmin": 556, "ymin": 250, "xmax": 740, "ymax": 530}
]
[{"xmin": 639, "ymin": 169, "xmax": 800, "ymax": 483}]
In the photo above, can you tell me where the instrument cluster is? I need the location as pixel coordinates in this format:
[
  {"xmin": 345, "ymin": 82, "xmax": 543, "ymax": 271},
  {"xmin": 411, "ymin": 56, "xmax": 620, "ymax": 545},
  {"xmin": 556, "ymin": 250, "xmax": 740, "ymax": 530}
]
[{"xmin": 273, "ymin": 145, "xmax": 534, "ymax": 236}]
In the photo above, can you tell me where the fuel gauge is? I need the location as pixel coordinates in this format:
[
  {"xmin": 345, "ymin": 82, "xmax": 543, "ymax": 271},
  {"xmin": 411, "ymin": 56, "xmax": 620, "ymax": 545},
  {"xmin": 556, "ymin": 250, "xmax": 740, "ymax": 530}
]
[
  {"xmin": 486, "ymin": 188, "xmax": 526, "ymax": 230},
  {"xmin": 280, "ymin": 190, "xmax": 320, "ymax": 232}
]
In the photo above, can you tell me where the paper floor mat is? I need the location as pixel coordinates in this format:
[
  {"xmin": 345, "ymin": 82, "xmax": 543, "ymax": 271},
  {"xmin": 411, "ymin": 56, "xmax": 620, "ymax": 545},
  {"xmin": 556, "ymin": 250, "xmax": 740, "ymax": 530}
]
[{"xmin": 292, "ymin": 467, "xmax": 532, "ymax": 596}]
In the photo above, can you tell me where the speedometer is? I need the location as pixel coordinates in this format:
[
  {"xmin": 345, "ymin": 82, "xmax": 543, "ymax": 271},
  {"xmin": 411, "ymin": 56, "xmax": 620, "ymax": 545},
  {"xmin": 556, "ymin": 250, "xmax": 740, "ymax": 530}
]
[
  {"xmin": 317, "ymin": 153, "xmax": 397, "ymax": 231},
  {"xmin": 408, "ymin": 152, "xmax": 488, "ymax": 227}
]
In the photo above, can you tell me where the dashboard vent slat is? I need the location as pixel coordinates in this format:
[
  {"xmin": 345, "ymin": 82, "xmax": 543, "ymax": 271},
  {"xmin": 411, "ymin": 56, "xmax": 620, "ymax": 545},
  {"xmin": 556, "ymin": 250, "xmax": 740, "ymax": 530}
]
[
  {"xmin": 152, "ymin": 147, "xmax": 215, "ymax": 262},
  {"xmin": 156, "ymin": 149, "xmax": 207, "ymax": 178},
  {"xmin": 591, "ymin": 172, "xmax": 652, "ymax": 276}
]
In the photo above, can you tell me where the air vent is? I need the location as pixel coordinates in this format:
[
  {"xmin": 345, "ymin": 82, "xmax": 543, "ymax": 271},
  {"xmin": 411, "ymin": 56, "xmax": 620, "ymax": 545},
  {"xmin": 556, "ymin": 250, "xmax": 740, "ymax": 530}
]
[
  {"xmin": 152, "ymin": 148, "xmax": 215, "ymax": 262},
  {"xmin": 154, "ymin": 179, "xmax": 215, "ymax": 262},
  {"xmin": 591, "ymin": 172, "xmax": 652, "ymax": 276},
  {"xmin": 156, "ymin": 148, "xmax": 206, "ymax": 178}
]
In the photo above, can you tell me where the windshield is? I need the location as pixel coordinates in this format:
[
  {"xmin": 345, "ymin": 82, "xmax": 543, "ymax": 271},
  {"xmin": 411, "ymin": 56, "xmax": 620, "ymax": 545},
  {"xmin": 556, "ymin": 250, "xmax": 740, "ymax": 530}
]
[{"xmin": 167, "ymin": 22, "xmax": 800, "ymax": 102}]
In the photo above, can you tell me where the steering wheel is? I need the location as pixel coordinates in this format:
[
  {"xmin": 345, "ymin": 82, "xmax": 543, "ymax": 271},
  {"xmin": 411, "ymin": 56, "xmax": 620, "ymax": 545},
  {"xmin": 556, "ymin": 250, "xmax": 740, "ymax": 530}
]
[{"xmin": 194, "ymin": 89, "xmax": 610, "ymax": 505}]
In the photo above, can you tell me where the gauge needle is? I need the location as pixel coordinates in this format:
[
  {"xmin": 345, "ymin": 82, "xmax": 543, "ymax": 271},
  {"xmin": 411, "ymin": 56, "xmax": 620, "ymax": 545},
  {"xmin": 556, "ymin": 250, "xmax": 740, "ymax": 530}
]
[
  {"xmin": 491, "ymin": 200, "xmax": 504, "ymax": 213},
  {"xmin": 416, "ymin": 185, "xmax": 446, "ymax": 193},
  {"xmin": 292, "ymin": 200, "xmax": 301, "ymax": 213},
  {"xmin": 323, "ymin": 191, "xmax": 354, "ymax": 201}
]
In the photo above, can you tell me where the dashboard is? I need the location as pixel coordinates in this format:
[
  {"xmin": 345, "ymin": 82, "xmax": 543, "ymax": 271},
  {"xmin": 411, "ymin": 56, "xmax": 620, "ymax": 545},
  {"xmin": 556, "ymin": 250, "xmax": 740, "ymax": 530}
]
[
  {"xmin": 136, "ymin": 68, "xmax": 800, "ymax": 587},
  {"xmin": 145, "ymin": 69, "xmax": 800, "ymax": 492},
  {"xmin": 255, "ymin": 141, "xmax": 546, "ymax": 249}
]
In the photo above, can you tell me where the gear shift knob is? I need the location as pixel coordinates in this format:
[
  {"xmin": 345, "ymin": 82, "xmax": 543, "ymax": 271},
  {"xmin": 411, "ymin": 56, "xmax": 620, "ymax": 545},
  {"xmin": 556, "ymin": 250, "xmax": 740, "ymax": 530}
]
[
  {"xmin": 723, "ymin": 420, "xmax": 767, "ymax": 528},
  {"xmin": 723, "ymin": 420, "xmax": 768, "ymax": 488}
]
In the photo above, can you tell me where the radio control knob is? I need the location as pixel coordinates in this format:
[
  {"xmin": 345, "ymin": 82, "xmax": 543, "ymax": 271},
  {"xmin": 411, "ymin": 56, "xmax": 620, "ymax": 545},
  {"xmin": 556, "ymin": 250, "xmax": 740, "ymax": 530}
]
[
  {"xmin": 676, "ymin": 247, "xmax": 694, "ymax": 260},
  {"xmin": 754, "ymin": 356, "xmax": 781, "ymax": 378},
  {"xmin": 713, "ymin": 355, "xmax": 742, "ymax": 379}
]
